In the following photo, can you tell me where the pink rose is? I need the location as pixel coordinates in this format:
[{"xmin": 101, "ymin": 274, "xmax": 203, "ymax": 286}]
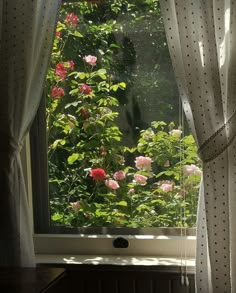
[
  {"xmin": 133, "ymin": 174, "xmax": 148, "ymax": 185},
  {"xmin": 135, "ymin": 156, "xmax": 152, "ymax": 171},
  {"xmin": 80, "ymin": 84, "xmax": 92, "ymax": 95},
  {"xmin": 83, "ymin": 55, "xmax": 97, "ymax": 66},
  {"xmin": 113, "ymin": 170, "xmax": 126, "ymax": 181},
  {"xmin": 128, "ymin": 188, "xmax": 135, "ymax": 194},
  {"xmin": 71, "ymin": 201, "xmax": 81, "ymax": 210},
  {"xmin": 105, "ymin": 179, "xmax": 120, "ymax": 190},
  {"xmin": 169, "ymin": 129, "xmax": 182, "ymax": 138},
  {"xmin": 159, "ymin": 183, "xmax": 173, "ymax": 192},
  {"xmin": 55, "ymin": 31, "xmax": 61, "ymax": 37},
  {"xmin": 51, "ymin": 86, "xmax": 65, "ymax": 99},
  {"xmin": 183, "ymin": 164, "xmax": 202, "ymax": 177},
  {"xmin": 65, "ymin": 12, "xmax": 79, "ymax": 27},
  {"xmin": 68, "ymin": 60, "xmax": 75, "ymax": 70}
]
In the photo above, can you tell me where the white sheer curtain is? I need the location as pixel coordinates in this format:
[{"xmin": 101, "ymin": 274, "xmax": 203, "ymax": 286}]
[
  {"xmin": 0, "ymin": 0, "xmax": 61, "ymax": 266},
  {"xmin": 160, "ymin": 0, "xmax": 236, "ymax": 292}
]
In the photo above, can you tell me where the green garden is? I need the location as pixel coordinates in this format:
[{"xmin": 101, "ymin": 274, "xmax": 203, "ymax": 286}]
[{"xmin": 46, "ymin": 0, "xmax": 201, "ymax": 228}]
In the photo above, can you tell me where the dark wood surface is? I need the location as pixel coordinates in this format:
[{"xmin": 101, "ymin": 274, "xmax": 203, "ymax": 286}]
[
  {"xmin": 39, "ymin": 264, "xmax": 195, "ymax": 293},
  {"xmin": 0, "ymin": 267, "xmax": 65, "ymax": 293}
]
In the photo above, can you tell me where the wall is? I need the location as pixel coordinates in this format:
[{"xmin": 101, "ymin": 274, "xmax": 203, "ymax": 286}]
[{"xmin": 46, "ymin": 265, "xmax": 195, "ymax": 293}]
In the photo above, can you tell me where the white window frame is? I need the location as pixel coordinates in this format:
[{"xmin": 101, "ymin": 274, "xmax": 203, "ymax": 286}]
[{"xmin": 21, "ymin": 0, "xmax": 197, "ymax": 264}]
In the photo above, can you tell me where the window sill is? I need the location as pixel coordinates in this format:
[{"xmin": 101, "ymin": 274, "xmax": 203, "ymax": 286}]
[
  {"xmin": 34, "ymin": 234, "xmax": 196, "ymax": 271},
  {"xmin": 36, "ymin": 254, "xmax": 195, "ymax": 270}
]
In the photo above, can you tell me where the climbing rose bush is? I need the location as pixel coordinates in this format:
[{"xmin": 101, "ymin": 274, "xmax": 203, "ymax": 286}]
[{"xmin": 46, "ymin": 2, "xmax": 201, "ymax": 229}]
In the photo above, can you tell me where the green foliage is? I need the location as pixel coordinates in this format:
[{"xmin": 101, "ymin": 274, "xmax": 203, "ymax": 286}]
[{"xmin": 46, "ymin": 0, "xmax": 201, "ymax": 229}]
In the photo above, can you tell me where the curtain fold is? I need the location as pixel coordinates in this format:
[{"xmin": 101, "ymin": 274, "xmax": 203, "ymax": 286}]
[
  {"xmin": 0, "ymin": 0, "xmax": 61, "ymax": 267},
  {"xmin": 160, "ymin": 0, "xmax": 236, "ymax": 292}
]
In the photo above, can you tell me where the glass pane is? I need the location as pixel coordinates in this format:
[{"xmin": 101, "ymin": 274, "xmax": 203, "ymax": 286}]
[{"xmin": 46, "ymin": 1, "xmax": 201, "ymax": 229}]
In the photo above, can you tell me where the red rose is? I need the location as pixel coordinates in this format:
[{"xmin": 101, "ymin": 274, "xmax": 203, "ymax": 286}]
[
  {"xmin": 55, "ymin": 63, "xmax": 67, "ymax": 79},
  {"xmin": 80, "ymin": 108, "xmax": 90, "ymax": 119},
  {"xmin": 80, "ymin": 84, "xmax": 92, "ymax": 95},
  {"xmin": 51, "ymin": 86, "xmax": 65, "ymax": 99},
  {"xmin": 90, "ymin": 168, "xmax": 106, "ymax": 181},
  {"xmin": 65, "ymin": 13, "xmax": 79, "ymax": 27}
]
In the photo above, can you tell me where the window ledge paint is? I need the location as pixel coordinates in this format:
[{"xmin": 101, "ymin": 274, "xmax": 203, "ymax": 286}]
[
  {"xmin": 34, "ymin": 234, "xmax": 196, "ymax": 258},
  {"xmin": 36, "ymin": 254, "xmax": 195, "ymax": 270}
]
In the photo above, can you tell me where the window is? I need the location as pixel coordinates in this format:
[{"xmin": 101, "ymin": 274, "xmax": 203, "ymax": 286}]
[{"xmin": 30, "ymin": 0, "xmax": 200, "ymax": 257}]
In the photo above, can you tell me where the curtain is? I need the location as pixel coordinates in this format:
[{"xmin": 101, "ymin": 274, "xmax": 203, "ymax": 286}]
[
  {"xmin": 0, "ymin": 0, "xmax": 61, "ymax": 266},
  {"xmin": 160, "ymin": 0, "xmax": 236, "ymax": 292}
]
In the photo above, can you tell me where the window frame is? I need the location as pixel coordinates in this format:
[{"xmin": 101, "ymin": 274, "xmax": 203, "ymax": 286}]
[{"xmin": 26, "ymin": 0, "xmax": 197, "ymax": 260}]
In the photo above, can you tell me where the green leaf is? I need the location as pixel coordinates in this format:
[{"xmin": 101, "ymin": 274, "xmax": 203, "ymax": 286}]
[
  {"xmin": 51, "ymin": 213, "xmax": 63, "ymax": 222},
  {"xmin": 65, "ymin": 101, "xmax": 81, "ymax": 108},
  {"xmin": 69, "ymin": 31, "xmax": 83, "ymax": 38},
  {"xmin": 124, "ymin": 146, "xmax": 137, "ymax": 153},
  {"xmin": 111, "ymin": 84, "xmax": 119, "ymax": 91},
  {"xmin": 77, "ymin": 72, "xmax": 86, "ymax": 79},
  {"xmin": 67, "ymin": 153, "xmax": 84, "ymax": 165},
  {"xmin": 51, "ymin": 139, "xmax": 66, "ymax": 149},
  {"xmin": 117, "ymin": 201, "xmax": 128, "ymax": 207},
  {"xmin": 151, "ymin": 121, "xmax": 167, "ymax": 129},
  {"xmin": 96, "ymin": 69, "xmax": 107, "ymax": 80},
  {"xmin": 119, "ymin": 82, "xmax": 126, "ymax": 89}
]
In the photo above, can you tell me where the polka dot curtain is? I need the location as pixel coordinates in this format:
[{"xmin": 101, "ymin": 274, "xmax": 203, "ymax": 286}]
[
  {"xmin": 0, "ymin": 0, "xmax": 61, "ymax": 266},
  {"xmin": 160, "ymin": 0, "xmax": 236, "ymax": 292}
]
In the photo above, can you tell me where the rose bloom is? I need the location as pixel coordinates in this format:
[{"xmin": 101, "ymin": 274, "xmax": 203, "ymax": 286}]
[
  {"xmin": 128, "ymin": 188, "xmax": 135, "ymax": 194},
  {"xmin": 71, "ymin": 201, "xmax": 81, "ymax": 211},
  {"xmin": 55, "ymin": 31, "xmax": 61, "ymax": 37},
  {"xmin": 159, "ymin": 182, "xmax": 173, "ymax": 192},
  {"xmin": 90, "ymin": 168, "xmax": 106, "ymax": 181},
  {"xmin": 113, "ymin": 170, "xmax": 126, "ymax": 181},
  {"xmin": 135, "ymin": 156, "xmax": 152, "ymax": 171},
  {"xmin": 105, "ymin": 179, "xmax": 120, "ymax": 190},
  {"xmin": 51, "ymin": 86, "xmax": 65, "ymax": 99},
  {"xmin": 68, "ymin": 60, "xmax": 74, "ymax": 70},
  {"xmin": 80, "ymin": 84, "xmax": 92, "ymax": 95},
  {"xmin": 65, "ymin": 12, "xmax": 79, "ymax": 27},
  {"xmin": 80, "ymin": 108, "xmax": 90, "ymax": 119},
  {"xmin": 169, "ymin": 129, "xmax": 182, "ymax": 138},
  {"xmin": 133, "ymin": 174, "xmax": 148, "ymax": 185},
  {"xmin": 183, "ymin": 164, "xmax": 202, "ymax": 177},
  {"xmin": 83, "ymin": 55, "xmax": 97, "ymax": 66},
  {"xmin": 55, "ymin": 63, "xmax": 67, "ymax": 79}
]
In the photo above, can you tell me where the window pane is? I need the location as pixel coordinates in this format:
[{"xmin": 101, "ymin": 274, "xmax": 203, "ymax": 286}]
[{"xmin": 45, "ymin": 1, "xmax": 201, "ymax": 230}]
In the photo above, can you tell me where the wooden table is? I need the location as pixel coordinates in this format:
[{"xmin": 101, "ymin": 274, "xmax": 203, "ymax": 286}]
[{"xmin": 0, "ymin": 267, "xmax": 65, "ymax": 293}]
